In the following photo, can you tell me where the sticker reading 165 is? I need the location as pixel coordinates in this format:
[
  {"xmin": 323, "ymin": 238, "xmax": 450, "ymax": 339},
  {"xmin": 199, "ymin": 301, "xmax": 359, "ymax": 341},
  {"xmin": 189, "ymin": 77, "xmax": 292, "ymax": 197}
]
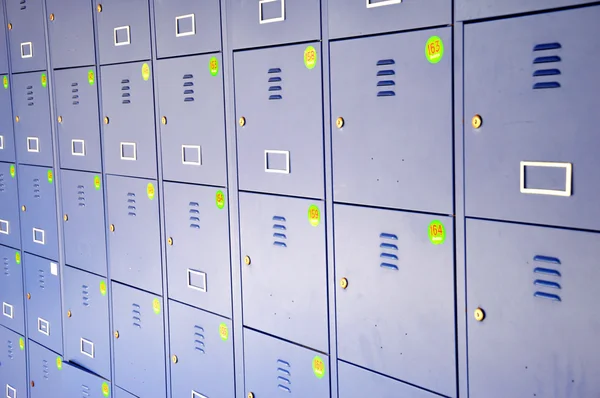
[{"xmin": 425, "ymin": 36, "xmax": 444, "ymax": 64}]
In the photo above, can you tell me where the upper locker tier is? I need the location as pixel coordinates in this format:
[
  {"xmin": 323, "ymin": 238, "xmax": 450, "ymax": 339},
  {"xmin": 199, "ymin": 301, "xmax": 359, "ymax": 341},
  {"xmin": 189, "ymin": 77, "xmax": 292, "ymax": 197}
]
[
  {"xmin": 6, "ymin": 0, "xmax": 47, "ymax": 73},
  {"xmin": 457, "ymin": 0, "xmax": 597, "ymax": 21},
  {"xmin": 464, "ymin": 5, "xmax": 600, "ymax": 231}
]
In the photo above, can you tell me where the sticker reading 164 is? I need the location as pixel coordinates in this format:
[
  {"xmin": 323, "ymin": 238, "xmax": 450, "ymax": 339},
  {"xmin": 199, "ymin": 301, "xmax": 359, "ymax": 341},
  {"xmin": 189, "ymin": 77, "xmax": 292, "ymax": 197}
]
[
  {"xmin": 425, "ymin": 36, "xmax": 444, "ymax": 64},
  {"xmin": 428, "ymin": 220, "xmax": 446, "ymax": 245},
  {"xmin": 308, "ymin": 205, "xmax": 321, "ymax": 227},
  {"xmin": 312, "ymin": 356, "xmax": 326, "ymax": 379},
  {"xmin": 304, "ymin": 45, "xmax": 317, "ymax": 70}
]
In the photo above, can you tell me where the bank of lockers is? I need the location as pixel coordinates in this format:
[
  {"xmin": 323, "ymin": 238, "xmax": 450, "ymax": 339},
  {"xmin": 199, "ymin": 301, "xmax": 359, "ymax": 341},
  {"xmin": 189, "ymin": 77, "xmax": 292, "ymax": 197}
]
[
  {"xmin": 0, "ymin": 245, "xmax": 24, "ymax": 335},
  {"xmin": 0, "ymin": 162, "xmax": 20, "ymax": 249},
  {"xmin": 0, "ymin": 326, "xmax": 27, "ymax": 398}
]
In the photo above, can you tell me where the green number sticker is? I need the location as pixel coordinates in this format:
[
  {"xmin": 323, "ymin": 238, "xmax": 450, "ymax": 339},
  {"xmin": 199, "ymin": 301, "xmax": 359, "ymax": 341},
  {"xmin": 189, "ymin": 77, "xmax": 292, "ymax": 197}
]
[
  {"xmin": 209, "ymin": 57, "xmax": 219, "ymax": 76},
  {"xmin": 147, "ymin": 183, "xmax": 155, "ymax": 200},
  {"xmin": 425, "ymin": 36, "xmax": 444, "ymax": 64},
  {"xmin": 56, "ymin": 356, "xmax": 63, "ymax": 370},
  {"xmin": 428, "ymin": 220, "xmax": 446, "ymax": 245},
  {"xmin": 19, "ymin": 337, "xmax": 24, "ymax": 351},
  {"xmin": 219, "ymin": 323, "xmax": 229, "ymax": 341},
  {"xmin": 9, "ymin": 164, "xmax": 15, "ymax": 178},
  {"xmin": 88, "ymin": 70, "xmax": 95, "ymax": 86},
  {"xmin": 312, "ymin": 356, "xmax": 326, "ymax": 379},
  {"xmin": 41, "ymin": 73, "xmax": 48, "ymax": 88},
  {"xmin": 152, "ymin": 298, "xmax": 161, "ymax": 315},
  {"xmin": 304, "ymin": 46, "xmax": 317, "ymax": 70},
  {"xmin": 308, "ymin": 205, "xmax": 321, "ymax": 227},
  {"xmin": 101, "ymin": 382, "xmax": 110, "ymax": 397},
  {"xmin": 3, "ymin": 75, "xmax": 8, "ymax": 89},
  {"xmin": 216, "ymin": 190, "xmax": 225, "ymax": 210},
  {"xmin": 15, "ymin": 252, "xmax": 21, "ymax": 264},
  {"xmin": 47, "ymin": 169, "xmax": 54, "ymax": 184},
  {"xmin": 99, "ymin": 280, "xmax": 107, "ymax": 296},
  {"xmin": 142, "ymin": 63, "xmax": 151, "ymax": 81},
  {"xmin": 94, "ymin": 175, "xmax": 101, "ymax": 190}
]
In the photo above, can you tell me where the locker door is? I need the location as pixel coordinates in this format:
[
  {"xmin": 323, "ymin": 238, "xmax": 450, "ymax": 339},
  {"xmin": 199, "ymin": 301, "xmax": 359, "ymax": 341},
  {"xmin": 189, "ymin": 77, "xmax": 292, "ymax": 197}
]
[
  {"xmin": 61, "ymin": 170, "xmax": 107, "ymax": 277},
  {"xmin": 12, "ymin": 72, "xmax": 53, "ymax": 167},
  {"xmin": 106, "ymin": 175, "xmax": 161, "ymax": 295},
  {"xmin": 5, "ymin": 0, "xmax": 46, "ymax": 73},
  {"xmin": 0, "ymin": 246, "xmax": 24, "ymax": 335},
  {"xmin": 101, "ymin": 62, "xmax": 157, "ymax": 179},
  {"xmin": 338, "ymin": 361, "xmax": 440, "ymax": 398},
  {"xmin": 464, "ymin": 7, "xmax": 600, "ymax": 231},
  {"xmin": 24, "ymin": 253, "xmax": 63, "ymax": 354},
  {"xmin": 0, "ymin": 327, "xmax": 26, "ymax": 398},
  {"xmin": 457, "ymin": 0, "xmax": 596, "ymax": 21},
  {"xmin": 329, "ymin": 0, "xmax": 450, "ymax": 39},
  {"xmin": 227, "ymin": 0, "xmax": 320, "ymax": 50},
  {"xmin": 244, "ymin": 329, "xmax": 330, "ymax": 398},
  {"xmin": 0, "ymin": 2, "xmax": 8, "ymax": 75},
  {"xmin": 63, "ymin": 266, "xmax": 110, "ymax": 380},
  {"xmin": 331, "ymin": 28, "xmax": 453, "ymax": 213},
  {"xmin": 235, "ymin": 44, "xmax": 324, "ymax": 199},
  {"xmin": 0, "ymin": 163, "xmax": 21, "ymax": 249},
  {"xmin": 47, "ymin": 0, "xmax": 96, "ymax": 69},
  {"xmin": 0, "ymin": 80, "xmax": 15, "ymax": 163},
  {"xmin": 156, "ymin": 55, "xmax": 227, "ymax": 186},
  {"xmin": 334, "ymin": 204, "xmax": 455, "ymax": 397},
  {"xmin": 115, "ymin": 387, "xmax": 138, "ymax": 398},
  {"xmin": 154, "ymin": 0, "xmax": 222, "ymax": 58},
  {"xmin": 29, "ymin": 341, "xmax": 65, "ymax": 398},
  {"xmin": 112, "ymin": 282, "xmax": 166, "ymax": 398},
  {"xmin": 164, "ymin": 183, "xmax": 231, "ymax": 317},
  {"xmin": 18, "ymin": 165, "xmax": 59, "ymax": 261},
  {"xmin": 240, "ymin": 193, "xmax": 327, "ymax": 352},
  {"xmin": 63, "ymin": 362, "xmax": 111, "ymax": 398},
  {"xmin": 95, "ymin": 0, "xmax": 151, "ymax": 65},
  {"xmin": 55, "ymin": 67, "xmax": 101, "ymax": 172},
  {"xmin": 169, "ymin": 301, "xmax": 234, "ymax": 398},
  {"xmin": 467, "ymin": 220, "xmax": 600, "ymax": 398}
]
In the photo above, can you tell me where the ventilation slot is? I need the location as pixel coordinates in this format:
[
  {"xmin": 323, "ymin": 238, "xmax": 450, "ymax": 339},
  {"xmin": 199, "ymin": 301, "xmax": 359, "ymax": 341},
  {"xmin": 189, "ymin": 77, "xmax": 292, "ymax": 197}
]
[
  {"xmin": 72, "ymin": 82, "xmax": 80, "ymax": 105},
  {"xmin": 26, "ymin": 85, "xmax": 34, "ymax": 107},
  {"xmin": 533, "ymin": 255, "xmax": 562, "ymax": 302},
  {"xmin": 277, "ymin": 359, "xmax": 292, "ymax": 393},
  {"xmin": 82, "ymin": 284, "xmax": 90, "ymax": 307},
  {"xmin": 33, "ymin": 178, "xmax": 41, "ymax": 198},
  {"xmin": 3, "ymin": 257, "xmax": 9, "ymax": 276},
  {"xmin": 77, "ymin": 184, "xmax": 86, "ymax": 207},
  {"xmin": 38, "ymin": 268, "xmax": 45, "ymax": 289},
  {"xmin": 0, "ymin": 172, "xmax": 4, "ymax": 192},
  {"xmin": 268, "ymin": 68, "xmax": 282, "ymax": 100},
  {"xmin": 194, "ymin": 325, "xmax": 206, "ymax": 354},
  {"xmin": 7, "ymin": 339, "xmax": 14, "ymax": 360},
  {"xmin": 183, "ymin": 74, "xmax": 195, "ymax": 102},
  {"xmin": 121, "ymin": 79, "xmax": 131, "ymax": 104},
  {"xmin": 379, "ymin": 233, "xmax": 399, "ymax": 270},
  {"xmin": 132, "ymin": 303, "xmax": 142, "ymax": 328},
  {"xmin": 532, "ymin": 43, "xmax": 562, "ymax": 90},
  {"xmin": 127, "ymin": 192, "xmax": 136, "ymax": 217},
  {"xmin": 81, "ymin": 384, "xmax": 91, "ymax": 397},
  {"xmin": 272, "ymin": 215, "xmax": 287, "ymax": 248},
  {"xmin": 189, "ymin": 202, "xmax": 200, "ymax": 229},
  {"xmin": 376, "ymin": 59, "xmax": 395, "ymax": 97},
  {"xmin": 43, "ymin": 359, "xmax": 50, "ymax": 380}
]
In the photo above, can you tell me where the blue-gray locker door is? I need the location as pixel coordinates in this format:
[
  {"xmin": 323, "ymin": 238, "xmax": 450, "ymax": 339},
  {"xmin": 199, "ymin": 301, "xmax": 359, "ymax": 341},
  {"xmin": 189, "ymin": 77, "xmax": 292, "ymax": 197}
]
[
  {"xmin": 0, "ymin": 246, "xmax": 25, "ymax": 335},
  {"xmin": 18, "ymin": 165, "xmax": 59, "ymax": 261},
  {"xmin": 334, "ymin": 204, "xmax": 455, "ymax": 396},
  {"xmin": 63, "ymin": 266, "xmax": 110, "ymax": 380},
  {"xmin": 467, "ymin": 220, "xmax": 600, "ymax": 398},
  {"xmin": 62, "ymin": 357, "xmax": 111, "ymax": 398},
  {"xmin": 24, "ymin": 253, "xmax": 63, "ymax": 354},
  {"xmin": 112, "ymin": 282, "xmax": 166, "ymax": 398},
  {"xmin": 12, "ymin": 72, "xmax": 53, "ymax": 167},
  {"xmin": 46, "ymin": 0, "xmax": 96, "ymax": 69},
  {"xmin": 154, "ymin": 0, "xmax": 222, "ymax": 58},
  {"xmin": 235, "ymin": 44, "xmax": 324, "ymax": 199},
  {"xmin": 0, "ymin": 326, "xmax": 26, "ymax": 398},
  {"xmin": 244, "ymin": 329, "xmax": 330, "ymax": 398},
  {"xmin": 331, "ymin": 28, "xmax": 453, "ymax": 214},
  {"xmin": 55, "ymin": 67, "xmax": 102, "ymax": 172},
  {"xmin": 164, "ymin": 182, "xmax": 231, "ymax": 317},
  {"xmin": 169, "ymin": 300, "xmax": 234, "ymax": 398},
  {"xmin": 94, "ymin": 0, "xmax": 151, "ymax": 65},
  {"xmin": 0, "ymin": 2, "xmax": 8, "ymax": 75},
  {"xmin": 227, "ymin": 0, "xmax": 320, "ymax": 50},
  {"xmin": 0, "ymin": 79, "xmax": 15, "ymax": 163},
  {"xmin": 29, "ymin": 341, "xmax": 65, "ymax": 398},
  {"xmin": 457, "ymin": 0, "xmax": 596, "ymax": 21},
  {"xmin": 240, "ymin": 193, "xmax": 327, "ymax": 352},
  {"xmin": 156, "ymin": 55, "xmax": 227, "ymax": 186},
  {"xmin": 5, "ymin": 0, "xmax": 46, "ymax": 73},
  {"xmin": 464, "ymin": 7, "xmax": 600, "ymax": 231},
  {"xmin": 61, "ymin": 170, "xmax": 107, "ymax": 277},
  {"xmin": 101, "ymin": 62, "xmax": 157, "ymax": 179},
  {"xmin": 0, "ymin": 163, "xmax": 21, "ymax": 249},
  {"xmin": 329, "ymin": 0, "xmax": 450, "ymax": 39},
  {"xmin": 106, "ymin": 175, "xmax": 162, "ymax": 295}
]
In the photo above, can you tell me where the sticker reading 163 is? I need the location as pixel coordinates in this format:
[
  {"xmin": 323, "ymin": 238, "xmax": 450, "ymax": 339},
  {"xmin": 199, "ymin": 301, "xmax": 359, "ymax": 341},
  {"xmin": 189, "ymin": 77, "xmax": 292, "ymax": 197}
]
[
  {"xmin": 308, "ymin": 205, "xmax": 321, "ymax": 227},
  {"xmin": 425, "ymin": 36, "xmax": 444, "ymax": 64},
  {"xmin": 304, "ymin": 46, "xmax": 317, "ymax": 70},
  {"xmin": 312, "ymin": 356, "xmax": 326, "ymax": 379},
  {"xmin": 428, "ymin": 220, "xmax": 446, "ymax": 245}
]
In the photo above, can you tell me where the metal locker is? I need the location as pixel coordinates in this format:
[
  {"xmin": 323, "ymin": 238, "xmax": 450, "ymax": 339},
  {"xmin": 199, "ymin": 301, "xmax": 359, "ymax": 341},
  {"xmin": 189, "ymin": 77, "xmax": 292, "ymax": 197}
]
[
  {"xmin": 331, "ymin": 28, "xmax": 453, "ymax": 214},
  {"xmin": 24, "ymin": 253, "xmax": 63, "ymax": 354},
  {"xmin": 55, "ymin": 67, "xmax": 101, "ymax": 172},
  {"xmin": 244, "ymin": 329, "xmax": 330, "ymax": 398},
  {"xmin": 0, "ymin": 326, "xmax": 26, "ymax": 398},
  {"xmin": 169, "ymin": 300, "xmax": 234, "ymax": 398},
  {"xmin": 164, "ymin": 182, "xmax": 231, "ymax": 317},
  {"xmin": 12, "ymin": 72, "xmax": 53, "ymax": 167},
  {"xmin": 28, "ymin": 340, "xmax": 65, "ymax": 398},
  {"xmin": 46, "ymin": 0, "xmax": 96, "ymax": 69},
  {"xmin": 156, "ymin": 55, "xmax": 227, "ymax": 186},
  {"xmin": 0, "ymin": 2, "xmax": 8, "ymax": 75},
  {"xmin": 111, "ymin": 282, "xmax": 166, "ymax": 398},
  {"xmin": 115, "ymin": 387, "xmax": 138, "ymax": 398},
  {"xmin": 106, "ymin": 175, "xmax": 162, "ymax": 295},
  {"xmin": 338, "ymin": 361, "xmax": 440, "ymax": 398},
  {"xmin": 18, "ymin": 165, "xmax": 59, "ymax": 261},
  {"xmin": 154, "ymin": 0, "xmax": 222, "ymax": 58},
  {"xmin": 5, "ymin": 0, "xmax": 46, "ymax": 73},
  {"xmin": 227, "ymin": 0, "xmax": 320, "ymax": 50},
  {"xmin": 0, "ymin": 246, "xmax": 25, "ymax": 335},
  {"xmin": 235, "ymin": 44, "xmax": 324, "ymax": 199},
  {"xmin": 0, "ymin": 163, "xmax": 21, "ymax": 249},
  {"xmin": 240, "ymin": 193, "xmax": 327, "ymax": 352},
  {"xmin": 61, "ymin": 170, "xmax": 107, "ymax": 277},
  {"xmin": 467, "ymin": 220, "xmax": 600, "ymax": 398},
  {"xmin": 457, "ymin": 0, "xmax": 596, "ymax": 21},
  {"xmin": 101, "ymin": 62, "xmax": 157, "ymax": 179},
  {"xmin": 63, "ymin": 266, "xmax": 111, "ymax": 380},
  {"xmin": 464, "ymin": 7, "xmax": 600, "ymax": 231},
  {"xmin": 94, "ymin": 0, "xmax": 151, "ymax": 65},
  {"xmin": 329, "ymin": 0, "xmax": 450, "ymax": 40},
  {"xmin": 335, "ymin": 204, "xmax": 455, "ymax": 397},
  {"xmin": 0, "ymin": 79, "xmax": 15, "ymax": 163},
  {"xmin": 63, "ymin": 361, "xmax": 111, "ymax": 398}
]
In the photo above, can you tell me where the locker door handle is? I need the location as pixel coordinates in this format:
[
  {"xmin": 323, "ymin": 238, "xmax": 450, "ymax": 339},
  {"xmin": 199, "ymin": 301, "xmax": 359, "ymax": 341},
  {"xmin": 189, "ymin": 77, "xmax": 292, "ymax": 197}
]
[{"xmin": 520, "ymin": 161, "xmax": 572, "ymax": 197}]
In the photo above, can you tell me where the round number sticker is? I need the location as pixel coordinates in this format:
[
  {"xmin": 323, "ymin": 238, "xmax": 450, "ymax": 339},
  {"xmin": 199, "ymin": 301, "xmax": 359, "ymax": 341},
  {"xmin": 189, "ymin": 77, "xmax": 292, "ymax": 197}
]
[
  {"xmin": 101, "ymin": 382, "xmax": 110, "ymax": 397},
  {"xmin": 88, "ymin": 70, "xmax": 95, "ymax": 86},
  {"xmin": 308, "ymin": 205, "xmax": 321, "ymax": 227},
  {"xmin": 94, "ymin": 175, "xmax": 101, "ymax": 190},
  {"xmin": 152, "ymin": 298, "xmax": 161, "ymax": 315},
  {"xmin": 147, "ymin": 183, "xmax": 155, "ymax": 200},
  {"xmin": 41, "ymin": 73, "xmax": 48, "ymax": 88},
  {"xmin": 3, "ymin": 75, "xmax": 8, "ymax": 89},
  {"xmin": 425, "ymin": 36, "xmax": 444, "ymax": 64},
  {"xmin": 15, "ymin": 252, "xmax": 21, "ymax": 264},
  {"xmin": 428, "ymin": 220, "xmax": 446, "ymax": 245},
  {"xmin": 209, "ymin": 57, "xmax": 219, "ymax": 76},
  {"xmin": 312, "ymin": 356, "xmax": 326, "ymax": 379},
  {"xmin": 142, "ymin": 63, "xmax": 151, "ymax": 81},
  {"xmin": 219, "ymin": 323, "xmax": 229, "ymax": 341},
  {"xmin": 216, "ymin": 190, "xmax": 225, "ymax": 210},
  {"xmin": 47, "ymin": 169, "xmax": 54, "ymax": 184},
  {"xmin": 9, "ymin": 164, "xmax": 15, "ymax": 178},
  {"xmin": 19, "ymin": 337, "xmax": 24, "ymax": 351},
  {"xmin": 304, "ymin": 46, "xmax": 317, "ymax": 70},
  {"xmin": 56, "ymin": 357, "xmax": 63, "ymax": 370},
  {"xmin": 99, "ymin": 280, "xmax": 107, "ymax": 296}
]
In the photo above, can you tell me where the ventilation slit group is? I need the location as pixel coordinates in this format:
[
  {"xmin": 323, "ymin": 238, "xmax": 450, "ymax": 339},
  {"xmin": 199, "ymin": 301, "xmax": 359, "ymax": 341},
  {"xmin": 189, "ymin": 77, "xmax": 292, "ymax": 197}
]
[
  {"xmin": 376, "ymin": 59, "xmax": 396, "ymax": 97},
  {"xmin": 72, "ymin": 82, "xmax": 80, "ymax": 105},
  {"xmin": 82, "ymin": 284, "xmax": 90, "ymax": 307},
  {"xmin": 379, "ymin": 233, "xmax": 399, "ymax": 270},
  {"xmin": 3, "ymin": 257, "xmax": 9, "ymax": 276},
  {"xmin": 533, "ymin": 255, "xmax": 562, "ymax": 302},
  {"xmin": 268, "ymin": 68, "xmax": 282, "ymax": 100},
  {"xmin": 121, "ymin": 79, "xmax": 131, "ymax": 104},
  {"xmin": 0, "ymin": 172, "xmax": 5, "ymax": 192},
  {"xmin": 183, "ymin": 74, "xmax": 195, "ymax": 102},
  {"xmin": 132, "ymin": 303, "xmax": 142, "ymax": 328},
  {"xmin": 277, "ymin": 359, "xmax": 292, "ymax": 393},
  {"xmin": 20, "ymin": 0, "xmax": 27, "ymax": 10},
  {"xmin": 26, "ymin": 85, "xmax": 34, "ymax": 107},
  {"xmin": 78, "ymin": 184, "xmax": 86, "ymax": 207},
  {"xmin": 189, "ymin": 201, "xmax": 200, "ymax": 229},
  {"xmin": 194, "ymin": 325, "xmax": 205, "ymax": 354},
  {"xmin": 127, "ymin": 192, "xmax": 136, "ymax": 217},
  {"xmin": 532, "ymin": 42, "xmax": 562, "ymax": 90},
  {"xmin": 272, "ymin": 215, "xmax": 287, "ymax": 248},
  {"xmin": 33, "ymin": 178, "xmax": 41, "ymax": 198}
]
